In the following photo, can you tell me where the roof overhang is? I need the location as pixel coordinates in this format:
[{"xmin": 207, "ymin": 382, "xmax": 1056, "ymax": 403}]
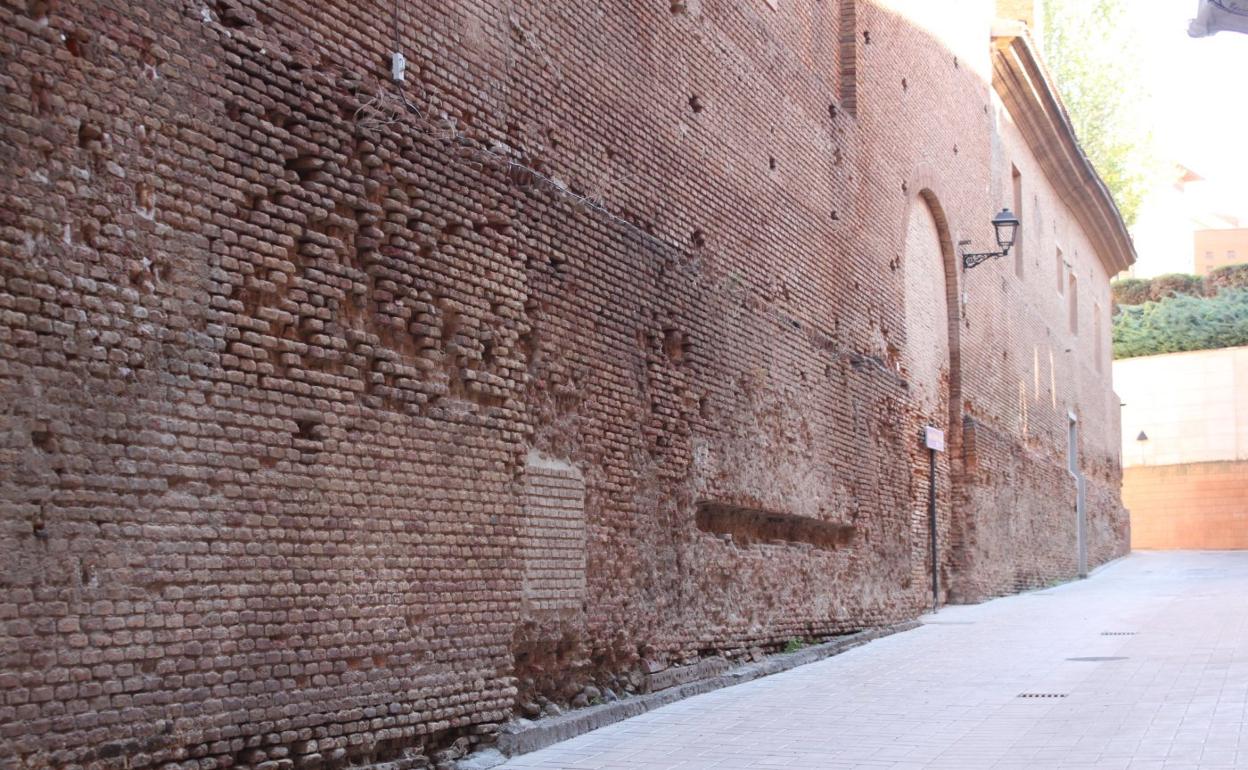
[
  {"xmin": 990, "ymin": 23, "xmax": 1136, "ymax": 275},
  {"xmin": 1190, "ymin": 0, "xmax": 1248, "ymax": 37}
]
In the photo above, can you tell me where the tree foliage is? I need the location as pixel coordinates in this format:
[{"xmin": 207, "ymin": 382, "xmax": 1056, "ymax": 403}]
[
  {"xmin": 1113, "ymin": 289, "xmax": 1248, "ymax": 359},
  {"xmin": 1040, "ymin": 0, "xmax": 1162, "ymax": 227}
]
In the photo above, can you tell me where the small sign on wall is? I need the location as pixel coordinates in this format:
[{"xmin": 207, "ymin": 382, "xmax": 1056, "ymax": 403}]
[{"xmin": 924, "ymin": 426, "xmax": 945, "ymax": 452}]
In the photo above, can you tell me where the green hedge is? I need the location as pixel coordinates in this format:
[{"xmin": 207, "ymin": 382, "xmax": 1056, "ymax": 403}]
[
  {"xmin": 1113, "ymin": 288, "xmax": 1248, "ymax": 359},
  {"xmin": 1111, "ymin": 264, "xmax": 1248, "ymax": 307},
  {"xmin": 1207, "ymin": 263, "xmax": 1248, "ymax": 294}
]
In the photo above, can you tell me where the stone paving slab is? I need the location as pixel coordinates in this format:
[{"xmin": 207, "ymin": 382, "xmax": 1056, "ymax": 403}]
[{"xmin": 492, "ymin": 551, "xmax": 1248, "ymax": 769}]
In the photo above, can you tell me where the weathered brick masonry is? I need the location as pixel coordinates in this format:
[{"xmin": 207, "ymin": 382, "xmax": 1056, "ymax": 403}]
[{"xmin": 1, "ymin": 0, "xmax": 1130, "ymax": 767}]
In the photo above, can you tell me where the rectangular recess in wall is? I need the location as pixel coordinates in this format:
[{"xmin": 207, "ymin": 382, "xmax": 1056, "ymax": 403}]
[
  {"xmin": 839, "ymin": 0, "xmax": 857, "ymax": 115},
  {"xmin": 1012, "ymin": 165, "xmax": 1024, "ymax": 278},
  {"xmin": 1068, "ymin": 274, "xmax": 1079, "ymax": 334},
  {"xmin": 521, "ymin": 455, "xmax": 586, "ymax": 612},
  {"xmin": 696, "ymin": 501, "xmax": 855, "ymax": 550},
  {"xmin": 1094, "ymin": 302, "xmax": 1103, "ymax": 372},
  {"xmin": 1055, "ymin": 247, "xmax": 1064, "ymax": 295}
]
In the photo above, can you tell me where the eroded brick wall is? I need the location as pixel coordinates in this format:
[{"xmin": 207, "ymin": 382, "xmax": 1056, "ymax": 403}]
[{"xmin": 1, "ymin": 0, "xmax": 1127, "ymax": 768}]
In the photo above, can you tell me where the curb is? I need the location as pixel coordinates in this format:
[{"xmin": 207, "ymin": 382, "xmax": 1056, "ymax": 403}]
[
  {"xmin": 463, "ymin": 620, "xmax": 920, "ymax": 766},
  {"xmin": 1087, "ymin": 552, "xmax": 1130, "ymax": 578}
]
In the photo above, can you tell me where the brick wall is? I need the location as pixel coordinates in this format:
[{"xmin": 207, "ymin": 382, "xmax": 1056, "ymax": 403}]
[
  {"xmin": 1126, "ymin": 463, "xmax": 1248, "ymax": 550},
  {"xmin": 1, "ymin": 0, "xmax": 1127, "ymax": 767}
]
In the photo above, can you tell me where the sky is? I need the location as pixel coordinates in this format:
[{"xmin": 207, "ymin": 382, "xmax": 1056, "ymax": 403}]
[{"xmin": 1142, "ymin": 1, "xmax": 1248, "ymax": 217}]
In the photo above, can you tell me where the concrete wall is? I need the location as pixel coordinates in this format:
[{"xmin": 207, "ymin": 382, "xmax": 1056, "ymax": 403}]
[
  {"xmin": 1115, "ymin": 346, "xmax": 1248, "ymax": 549},
  {"xmin": 0, "ymin": 1, "xmax": 1128, "ymax": 767},
  {"xmin": 1117, "ymin": 346, "xmax": 1248, "ymax": 467},
  {"xmin": 1124, "ymin": 462, "xmax": 1248, "ymax": 550}
]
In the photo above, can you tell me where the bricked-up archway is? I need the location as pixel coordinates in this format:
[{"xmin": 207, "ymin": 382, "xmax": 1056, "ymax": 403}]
[{"xmin": 900, "ymin": 187, "xmax": 964, "ymax": 605}]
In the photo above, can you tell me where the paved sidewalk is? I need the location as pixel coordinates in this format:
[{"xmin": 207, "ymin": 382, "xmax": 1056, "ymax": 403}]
[{"xmin": 495, "ymin": 551, "xmax": 1248, "ymax": 769}]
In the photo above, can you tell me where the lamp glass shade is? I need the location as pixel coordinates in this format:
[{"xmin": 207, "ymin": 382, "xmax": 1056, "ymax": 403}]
[{"xmin": 992, "ymin": 208, "xmax": 1020, "ymax": 250}]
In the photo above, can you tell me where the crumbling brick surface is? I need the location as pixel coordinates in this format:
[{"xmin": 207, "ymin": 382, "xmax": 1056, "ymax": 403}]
[{"xmin": 1, "ymin": 0, "xmax": 1127, "ymax": 767}]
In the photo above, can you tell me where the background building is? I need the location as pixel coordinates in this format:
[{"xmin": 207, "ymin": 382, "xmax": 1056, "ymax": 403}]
[
  {"xmin": 1116, "ymin": 346, "xmax": 1248, "ymax": 549},
  {"xmin": 1194, "ymin": 227, "xmax": 1248, "ymax": 275},
  {"xmin": 0, "ymin": 0, "xmax": 1131, "ymax": 767},
  {"xmin": 1130, "ymin": 163, "xmax": 1248, "ymax": 278}
]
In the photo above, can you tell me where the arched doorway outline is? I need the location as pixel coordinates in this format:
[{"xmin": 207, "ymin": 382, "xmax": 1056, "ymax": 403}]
[{"xmin": 898, "ymin": 173, "xmax": 966, "ymax": 602}]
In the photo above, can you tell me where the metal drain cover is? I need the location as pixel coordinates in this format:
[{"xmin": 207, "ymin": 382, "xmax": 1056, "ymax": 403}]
[
  {"xmin": 1100, "ymin": 632, "xmax": 1137, "ymax": 636},
  {"xmin": 1066, "ymin": 656, "xmax": 1127, "ymax": 662},
  {"xmin": 1018, "ymin": 692, "xmax": 1068, "ymax": 698}
]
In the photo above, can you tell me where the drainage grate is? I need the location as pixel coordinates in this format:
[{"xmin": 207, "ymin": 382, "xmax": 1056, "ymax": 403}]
[
  {"xmin": 1067, "ymin": 656, "xmax": 1127, "ymax": 662},
  {"xmin": 1018, "ymin": 692, "xmax": 1068, "ymax": 699},
  {"xmin": 1100, "ymin": 631, "xmax": 1136, "ymax": 636}
]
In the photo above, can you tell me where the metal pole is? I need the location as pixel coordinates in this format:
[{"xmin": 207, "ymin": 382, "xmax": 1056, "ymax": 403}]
[{"xmin": 928, "ymin": 447, "xmax": 939, "ymax": 611}]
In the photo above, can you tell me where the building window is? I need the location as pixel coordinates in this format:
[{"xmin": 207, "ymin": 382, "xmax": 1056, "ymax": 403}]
[
  {"xmin": 1012, "ymin": 165, "xmax": 1024, "ymax": 279},
  {"xmin": 1055, "ymin": 247, "xmax": 1064, "ymax": 295}
]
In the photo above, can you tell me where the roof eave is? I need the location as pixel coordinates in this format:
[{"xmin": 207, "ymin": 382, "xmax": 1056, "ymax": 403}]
[{"xmin": 990, "ymin": 25, "xmax": 1137, "ymax": 275}]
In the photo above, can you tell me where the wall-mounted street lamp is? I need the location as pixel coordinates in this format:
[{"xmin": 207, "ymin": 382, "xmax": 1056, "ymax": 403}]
[{"xmin": 960, "ymin": 208, "xmax": 1021, "ymax": 269}]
